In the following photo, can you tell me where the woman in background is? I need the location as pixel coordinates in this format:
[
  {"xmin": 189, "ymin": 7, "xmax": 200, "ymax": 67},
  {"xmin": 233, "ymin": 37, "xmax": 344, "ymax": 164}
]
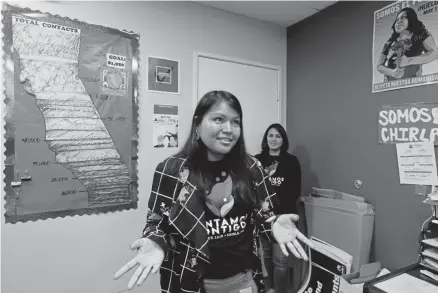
[
  {"xmin": 256, "ymin": 123, "xmax": 302, "ymax": 293},
  {"xmin": 114, "ymin": 91, "xmax": 311, "ymax": 293}
]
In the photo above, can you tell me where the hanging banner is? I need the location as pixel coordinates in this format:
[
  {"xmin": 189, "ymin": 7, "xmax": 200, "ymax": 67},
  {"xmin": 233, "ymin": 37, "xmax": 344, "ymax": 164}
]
[
  {"xmin": 372, "ymin": 1, "xmax": 438, "ymax": 93},
  {"xmin": 378, "ymin": 102, "xmax": 438, "ymax": 144},
  {"xmin": 2, "ymin": 4, "xmax": 140, "ymax": 223}
]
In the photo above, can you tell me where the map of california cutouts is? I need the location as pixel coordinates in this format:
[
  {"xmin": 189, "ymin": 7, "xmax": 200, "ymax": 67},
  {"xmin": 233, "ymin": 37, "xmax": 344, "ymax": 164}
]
[{"xmin": 3, "ymin": 7, "xmax": 139, "ymax": 223}]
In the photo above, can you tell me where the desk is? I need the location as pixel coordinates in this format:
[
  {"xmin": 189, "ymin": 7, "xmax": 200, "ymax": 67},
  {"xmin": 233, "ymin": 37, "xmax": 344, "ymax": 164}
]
[{"xmin": 363, "ymin": 263, "xmax": 438, "ymax": 293}]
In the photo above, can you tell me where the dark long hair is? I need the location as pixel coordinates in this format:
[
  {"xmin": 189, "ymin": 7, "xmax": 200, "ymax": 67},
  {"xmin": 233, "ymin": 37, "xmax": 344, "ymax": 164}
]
[
  {"xmin": 176, "ymin": 90, "xmax": 258, "ymax": 206},
  {"xmin": 387, "ymin": 8, "xmax": 427, "ymax": 44},
  {"xmin": 260, "ymin": 123, "xmax": 289, "ymax": 155}
]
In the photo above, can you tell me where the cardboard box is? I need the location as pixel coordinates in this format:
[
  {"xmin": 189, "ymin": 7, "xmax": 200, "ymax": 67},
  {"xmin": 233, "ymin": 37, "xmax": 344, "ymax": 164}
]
[{"xmin": 303, "ymin": 196, "xmax": 375, "ymax": 272}]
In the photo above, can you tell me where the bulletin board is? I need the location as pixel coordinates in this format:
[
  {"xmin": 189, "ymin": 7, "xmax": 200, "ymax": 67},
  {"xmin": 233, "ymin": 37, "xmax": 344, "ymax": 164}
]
[{"xmin": 2, "ymin": 4, "xmax": 140, "ymax": 223}]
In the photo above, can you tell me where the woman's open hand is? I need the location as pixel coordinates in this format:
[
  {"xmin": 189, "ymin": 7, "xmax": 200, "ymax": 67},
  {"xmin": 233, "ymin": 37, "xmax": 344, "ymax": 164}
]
[
  {"xmin": 272, "ymin": 214, "xmax": 314, "ymax": 261},
  {"xmin": 114, "ymin": 238, "xmax": 165, "ymax": 289}
]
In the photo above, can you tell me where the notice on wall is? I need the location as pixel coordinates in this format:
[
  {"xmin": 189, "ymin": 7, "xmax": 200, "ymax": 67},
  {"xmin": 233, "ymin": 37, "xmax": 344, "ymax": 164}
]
[
  {"xmin": 378, "ymin": 102, "xmax": 438, "ymax": 144},
  {"xmin": 396, "ymin": 141, "xmax": 438, "ymax": 185}
]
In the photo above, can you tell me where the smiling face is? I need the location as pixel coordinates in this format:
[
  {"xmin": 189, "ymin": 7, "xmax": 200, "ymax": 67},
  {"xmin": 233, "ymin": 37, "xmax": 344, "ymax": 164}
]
[
  {"xmin": 394, "ymin": 11, "xmax": 409, "ymax": 33},
  {"xmin": 267, "ymin": 127, "xmax": 283, "ymax": 152},
  {"xmin": 198, "ymin": 101, "xmax": 241, "ymax": 161}
]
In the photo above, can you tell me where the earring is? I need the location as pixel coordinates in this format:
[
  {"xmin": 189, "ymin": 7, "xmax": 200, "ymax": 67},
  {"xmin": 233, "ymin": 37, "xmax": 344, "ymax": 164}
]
[{"xmin": 195, "ymin": 129, "xmax": 200, "ymax": 140}]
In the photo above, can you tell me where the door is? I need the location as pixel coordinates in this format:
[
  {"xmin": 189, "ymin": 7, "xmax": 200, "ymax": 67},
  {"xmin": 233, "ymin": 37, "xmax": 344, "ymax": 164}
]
[{"xmin": 195, "ymin": 54, "xmax": 281, "ymax": 156}]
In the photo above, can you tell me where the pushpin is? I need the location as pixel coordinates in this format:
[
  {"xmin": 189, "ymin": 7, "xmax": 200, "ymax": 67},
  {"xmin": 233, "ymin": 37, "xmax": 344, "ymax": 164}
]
[
  {"xmin": 11, "ymin": 170, "xmax": 21, "ymax": 187},
  {"xmin": 21, "ymin": 169, "xmax": 32, "ymax": 181}
]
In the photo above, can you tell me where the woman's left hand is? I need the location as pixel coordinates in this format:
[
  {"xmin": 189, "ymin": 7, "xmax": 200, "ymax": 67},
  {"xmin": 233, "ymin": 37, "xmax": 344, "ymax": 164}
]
[{"xmin": 272, "ymin": 214, "xmax": 314, "ymax": 261}]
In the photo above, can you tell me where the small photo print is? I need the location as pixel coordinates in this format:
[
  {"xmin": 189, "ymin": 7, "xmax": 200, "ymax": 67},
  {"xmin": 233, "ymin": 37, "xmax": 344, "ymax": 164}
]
[
  {"xmin": 156, "ymin": 66, "xmax": 171, "ymax": 84},
  {"xmin": 148, "ymin": 56, "xmax": 179, "ymax": 94}
]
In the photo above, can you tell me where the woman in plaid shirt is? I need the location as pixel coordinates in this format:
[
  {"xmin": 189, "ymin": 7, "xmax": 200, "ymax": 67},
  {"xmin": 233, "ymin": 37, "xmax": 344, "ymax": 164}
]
[{"xmin": 115, "ymin": 91, "xmax": 313, "ymax": 293}]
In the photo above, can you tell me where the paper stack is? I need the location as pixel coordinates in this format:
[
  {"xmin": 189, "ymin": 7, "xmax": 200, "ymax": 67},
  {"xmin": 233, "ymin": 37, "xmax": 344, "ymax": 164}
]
[
  {"xmin": 420, "ymin": 237, "xmax": 438, "ymax": 281},
  {"xmin": 421, "ymin": 246, "xmax": 438, "ymax": 271},
  {"xmin": 422, "ymin": 247, "xmax": 438, "ymax": 261}
]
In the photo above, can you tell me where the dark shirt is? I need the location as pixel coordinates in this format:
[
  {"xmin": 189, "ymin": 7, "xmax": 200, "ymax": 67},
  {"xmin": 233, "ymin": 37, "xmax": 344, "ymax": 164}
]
[
  {"xmin": 202, "ymin": 160, "xmax": 255, "ymax": 279},
  {"xmin": 255, "ymin": 152, "xmax": 301, "ymax": 214}
]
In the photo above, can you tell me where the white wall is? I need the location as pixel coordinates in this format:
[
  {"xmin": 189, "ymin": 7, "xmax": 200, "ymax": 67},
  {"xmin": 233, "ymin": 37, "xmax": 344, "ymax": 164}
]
[{"xmin": 1, "ymin": 1, "xmax": 286, "ymax": 293}]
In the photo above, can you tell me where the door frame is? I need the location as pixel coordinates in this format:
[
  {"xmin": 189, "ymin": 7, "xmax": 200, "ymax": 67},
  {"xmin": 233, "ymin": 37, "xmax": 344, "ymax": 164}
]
[{"xmin": 193, "ymin": 52, "xmax": 285, "ymax": 128}]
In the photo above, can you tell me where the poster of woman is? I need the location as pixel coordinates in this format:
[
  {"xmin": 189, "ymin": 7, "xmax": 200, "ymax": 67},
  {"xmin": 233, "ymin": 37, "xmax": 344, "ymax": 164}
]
[{"xmin": 373, "ymin": 1, "xmax": 438, "ymax": 93}]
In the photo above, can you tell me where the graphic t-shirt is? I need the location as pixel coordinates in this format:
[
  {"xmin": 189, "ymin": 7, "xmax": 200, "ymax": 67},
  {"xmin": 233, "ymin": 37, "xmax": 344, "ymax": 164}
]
[
  {"xmin": 202, "ymin": 160, "xmax": 255, "ymax": 279},
  {"xmin": 262, "ymin": 156, "xmax": 283, "ymax": 187},
  {"xmin": 255, "ymin": 152, "xmax": 301, "ymax": 214}
]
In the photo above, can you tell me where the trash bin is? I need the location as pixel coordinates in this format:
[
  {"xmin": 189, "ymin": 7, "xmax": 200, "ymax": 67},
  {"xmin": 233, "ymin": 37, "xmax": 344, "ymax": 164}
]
[{"xmin": 302, "ymin": 188, "xmax": 375, "ymax": 273}]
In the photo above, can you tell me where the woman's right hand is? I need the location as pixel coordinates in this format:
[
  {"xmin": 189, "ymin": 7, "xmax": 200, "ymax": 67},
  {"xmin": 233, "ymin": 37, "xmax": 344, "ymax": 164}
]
[
  {"xmin": 391, "ymin": 68, "xmax": 405, "ymax": 79},
  {"xmin": 114, "ymin": 238, "xmax": 165, "ymax": 289}
]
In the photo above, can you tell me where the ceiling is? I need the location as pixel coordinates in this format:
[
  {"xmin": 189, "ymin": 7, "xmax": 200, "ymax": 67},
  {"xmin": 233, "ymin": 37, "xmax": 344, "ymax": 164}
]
[{"xmin": 193, "ymin": 1, "xmax": 337, "ymax": 27}]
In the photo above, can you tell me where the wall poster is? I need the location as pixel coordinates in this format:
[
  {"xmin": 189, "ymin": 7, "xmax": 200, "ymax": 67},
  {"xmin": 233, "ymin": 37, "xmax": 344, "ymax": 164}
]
[
  {"xmin": 2, "ymin": 4, "xmax": 140, "ymax": 223},
  {"xmin": 373, "ymin": 1, "xmax": 438, "ymax": 93}
]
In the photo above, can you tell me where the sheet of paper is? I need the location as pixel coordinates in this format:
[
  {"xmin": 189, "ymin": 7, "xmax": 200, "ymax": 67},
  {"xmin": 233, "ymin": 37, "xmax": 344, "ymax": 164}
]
[
  {"xmin": 423, "ymin": 248, "xmax": 438, "ymax": 261},
  {"xmin": 378, "ymin": 268, "xmax": 391, "ymax": 277},
  {"xmin": 396, "ymin": 141, "xmax": 438, "ymax": 185},
  {"xmin": 375, "ymin": 273, "xmax": 437, "ymax": 293},
  {"xmin": 351, "ymin": 268, "xmax": 391, "ymax": 291},
  {"xmin": 422, "ymin": 237, "xmax": 438, "ymax": 249},
  {"xmin": 421, "ymin": 270, "xmax": 438, "ymax": 282}
]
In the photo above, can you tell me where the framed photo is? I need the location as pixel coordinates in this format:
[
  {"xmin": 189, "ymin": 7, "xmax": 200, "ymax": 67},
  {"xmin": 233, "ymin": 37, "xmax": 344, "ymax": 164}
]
[{"xmin": 148, "ymin": 56, "xmax": 180, "ymax": 94}]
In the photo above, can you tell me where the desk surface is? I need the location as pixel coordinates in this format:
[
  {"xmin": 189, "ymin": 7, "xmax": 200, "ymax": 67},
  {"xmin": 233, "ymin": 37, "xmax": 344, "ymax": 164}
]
[{"xmin": 364, "ymin": 263, "xmax": 438, "ymax": 293}]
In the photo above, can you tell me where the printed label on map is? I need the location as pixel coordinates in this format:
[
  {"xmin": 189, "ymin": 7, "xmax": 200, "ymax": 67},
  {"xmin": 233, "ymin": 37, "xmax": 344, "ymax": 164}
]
[
  {"xmin": 106, "ymin": 53, "xmax": 126, "ymax": 69},
  {"xmin": 13, "ymin": 14, "xmax": 80, "ymax": 34}
]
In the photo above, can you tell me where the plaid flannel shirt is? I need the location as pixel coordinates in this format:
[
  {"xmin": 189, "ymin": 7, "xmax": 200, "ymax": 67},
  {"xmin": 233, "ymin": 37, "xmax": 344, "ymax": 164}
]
[{"xmin": 142, "ymin": 154, "xmax": 279, "ymax": 293}]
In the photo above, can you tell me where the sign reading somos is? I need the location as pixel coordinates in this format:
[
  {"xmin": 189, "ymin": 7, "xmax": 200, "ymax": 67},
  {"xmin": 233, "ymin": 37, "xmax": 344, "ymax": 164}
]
[{"xmin": 378, "ymin": 103, "xmax": 438, "ymax": 144}]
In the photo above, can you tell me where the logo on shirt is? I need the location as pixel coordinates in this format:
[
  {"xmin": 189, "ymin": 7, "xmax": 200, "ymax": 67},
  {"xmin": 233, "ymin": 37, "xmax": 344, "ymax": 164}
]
[
  {"xmin": 264, "ymin": 161, "xmax": 279, "ymax": 177},
  {"xmin": 270, "ymin": 176, "xmax": 284, "ymax": 186},
  {"xmin": 206, "ymin": 214, "xmax": 248, "ymax": 240}
]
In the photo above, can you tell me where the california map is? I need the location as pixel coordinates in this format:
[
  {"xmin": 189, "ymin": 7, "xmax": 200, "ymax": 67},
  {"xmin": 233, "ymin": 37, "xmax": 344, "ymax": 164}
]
[{"xmin": 3, "ymin": 9, "xmax": 139, "ymax": 222}]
